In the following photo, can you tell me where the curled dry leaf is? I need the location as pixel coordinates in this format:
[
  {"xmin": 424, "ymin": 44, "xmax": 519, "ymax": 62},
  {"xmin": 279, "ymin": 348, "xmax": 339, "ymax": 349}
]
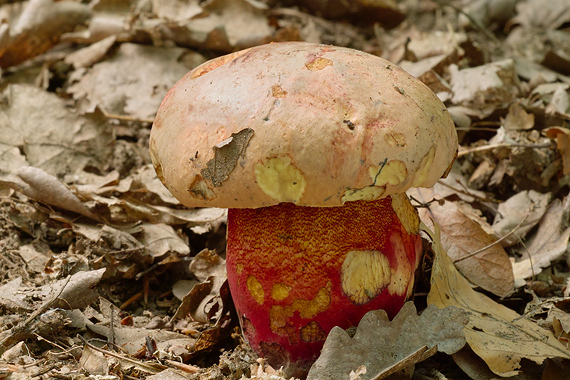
[
  {"xmin": 425, "ymin": 224, "xmax": 570, "ymax": 377},
  {"xmin": 165, "ymin": 0, "xmax": 274, "ymax": 52},
  {"xmin": 10, "ymin": 166, "xmax": 98, "ymax": 220},
  {"xmin": 0, "ymin": 0, "xmax": 91, "ymax": 68},
  {"xmin": 512, "ymin": 197, "xmax": 570, "ymax": 285},
  {"xmin": 492, "ymin": 190, "xmax": 551, "ymax": 247},
  {"xmin": 68, "ymin": 43, "xmax": 204, "ymax": 119},
  {"xmin": 449, "ymin": 59, "xmax": 519, "ymax": 114},
  {"xmin": 135, "ymin": 223, "xmax": 190, "ymax": 259},
  {"xmin": 544, "ymin": 126, "xmax": 570, "ymax": 175},
  {"xmin": 0, "ymin": 84, "xmax": 114, "ymax": 177},
  {"xmin": 45, "ymin": 268, "xmax": 106, "ymax": 310},
  {"xmin": 307, "ymin": 302, "xmax": 468, "ymax": 380},
  {"xmin": 173, "ymin": 249, "xmax": 227, "ymax": 323}
]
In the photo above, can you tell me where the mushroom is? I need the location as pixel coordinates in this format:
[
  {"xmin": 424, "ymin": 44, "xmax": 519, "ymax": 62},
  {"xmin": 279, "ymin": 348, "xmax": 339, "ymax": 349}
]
[{"xmin": 150, "ymin": 42, "xmax": 458, "ymax": 376}]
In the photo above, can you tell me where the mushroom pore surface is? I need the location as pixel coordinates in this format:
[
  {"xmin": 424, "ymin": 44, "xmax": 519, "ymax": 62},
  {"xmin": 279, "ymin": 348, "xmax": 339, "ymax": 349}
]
[{"xmin": 149, "ymin": 42, "xmax": 458, "ymax": 378}]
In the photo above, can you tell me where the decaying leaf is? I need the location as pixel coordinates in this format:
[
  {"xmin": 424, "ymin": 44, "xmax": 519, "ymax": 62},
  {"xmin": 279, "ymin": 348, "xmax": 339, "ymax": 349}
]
[
  {"xmin": 512, "ymin": 197, "xmax": 570, "ymax": 285},
  {"xmin": 295, "ymin": 0, "xmax": 405, "ymax": 28},
  {"xmin": 0, "ymin": 84, "xmax": 114, "ymax": 177},
  {"xmin": 449, "ymin": 59, "xmax": 519, "ymax": 113},
  {"xmin": 306, "ymin": 302, "xmax": 468, "ymax": 380},
  {"xmin": 416, "ymin": 195, "xmax": 514, "ymax": 297},
  {"xmin": 492, "ymin": 190, "xmax": 551, "ymax": 246},
  {"xmin": 425, "ymin": 223, "xmax": 570, "ymax": 377},
  {"xmin": 511, "ymin": 0, "xmax": 570, "ymax": 30},
  {"xmin": 502, "ymin": 103, "xmax": 535, "ymax": 130},
  {"xmin": 0, "ymin": 0, "xmax": 91, "ymax": 68},
  {"xmin": 68, "ymin": 43, "xmax": 204, "ymax": 119},
  {"xmin": 544, "ymin": 126, "xmax": 570, "ymax": 175},
  {"xmin": 173, "ymin": 249, "xmax": 227, "ymax": 323}
]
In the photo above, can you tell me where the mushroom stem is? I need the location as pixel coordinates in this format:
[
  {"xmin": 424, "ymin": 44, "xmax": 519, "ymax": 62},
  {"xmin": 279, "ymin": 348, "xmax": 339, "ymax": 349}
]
[{"xmin": 226, "ymin": 195, "xmax": 422, "ymax": 377}]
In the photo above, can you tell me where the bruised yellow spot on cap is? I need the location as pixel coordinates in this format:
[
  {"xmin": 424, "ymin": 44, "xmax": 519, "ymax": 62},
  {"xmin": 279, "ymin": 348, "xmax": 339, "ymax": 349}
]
[
  {"xmin": 271, "ymin": 84, "xmax": 287, "ymax": 98},
  {"xmin": 412, "ymin": 145, "xmax": 436, "ymax": 187},
  {"xmin": 271, "ymin": 283, "xmax": 291, "ymax": 302},
  {"xmin": 369, "ymin": 160, "xmax": 407, "ymax": 187},
  {"xmin": 191, "ymin": 48, "xmax": 251, "ymax": 79},
  {"xmin": 341, "ymin": 186, "xmax": 385, "ymax": 203},
  {"xmin": 300, "ymin": 321, "xmax": 327, "ymax": 343},
  {"xmin": 341, "ymin": 250, "xmax": 391, "ymax": 305},
  {"xmin": 391, "ymin": 193, "xmax": 420, "ymax": 235},
  {"xmin": 387, "ymin": 233, "xmax": 413, "ymax": 297},
  {"xmin": 255, "ymin": 157, "xmax": 306, "ymax": 203},
  {"xmin": 305, "ymin": 57, "xmax": 333, "ymax": 71},
  {"xmin": 269, "ymin": 283, "xmax": 332, "ymax": 340},
  {"xmin": 247, "ymin": 276, "xmax": 265, "ymax": 305}
]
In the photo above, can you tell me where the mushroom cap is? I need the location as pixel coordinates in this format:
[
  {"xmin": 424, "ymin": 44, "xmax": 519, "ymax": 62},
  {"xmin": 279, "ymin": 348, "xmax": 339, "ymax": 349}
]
[{"xmin": 150, "ymin": 42, "xmax": 458, "ymax": 208}]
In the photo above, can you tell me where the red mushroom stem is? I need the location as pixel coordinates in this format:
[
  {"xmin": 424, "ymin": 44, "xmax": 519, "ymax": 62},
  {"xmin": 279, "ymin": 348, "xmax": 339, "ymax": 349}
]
[{"xmin": 226, "ymin": 195, "xmax": 422, "ymax": 376}]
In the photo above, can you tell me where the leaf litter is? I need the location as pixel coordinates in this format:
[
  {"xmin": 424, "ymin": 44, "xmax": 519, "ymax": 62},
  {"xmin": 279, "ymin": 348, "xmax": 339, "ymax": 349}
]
[{"xmin": 1, "ymin": 0, "xmax": 570, "ymax": 379}]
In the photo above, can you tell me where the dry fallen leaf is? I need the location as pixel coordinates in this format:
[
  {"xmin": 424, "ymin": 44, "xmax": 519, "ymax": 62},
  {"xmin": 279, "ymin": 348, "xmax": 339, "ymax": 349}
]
[
  {"xmin": 0, "ymin": 0, "xmax": 91, "ymax": 68},
  {"xmin": 306, "ymin": 302, "xmax": 468, "ymax": 380},
  {"xmin": 502, "ymin": 103, "xmax": 535, "ymax": 130},
  {"xmin": 449, "ymin": 59, "xmax": 519, "ymax": 114},
  {"xmin": 173, "ymin": 249, "xmax": 227, "ymax": 323},
  {"xmin": 511, "ymin": 0, "xmax": 570, "ymax": 30},
  {"xmin": 512, "ymin": 197, "xmax": 570, "ymax": 285},
  {"xmin": 0, "ymin": 84, "xmax": 114, "ymax": 176},
  {"xmin": 425, "ymin": 223, "xmax": 570, "ymax": 377},
  {"xmin": 544, "ymin": 126, "xmax": 570, "ymax": 175},
  {"xmin": 492, "ymin": 190, "xmax": 551, "ymax": 246},
  {"xmin": 413, "ymin": 192, "xmax": 514, "ymax": 297},
  {"xmin": 68, "ymin": 43, "xmax": 204, "ymax": 119}
]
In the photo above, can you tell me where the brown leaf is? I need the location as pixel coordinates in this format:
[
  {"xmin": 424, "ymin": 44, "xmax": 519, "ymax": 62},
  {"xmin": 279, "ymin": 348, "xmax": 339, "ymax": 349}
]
[
  {"xmin": 68, "ymin": 43, "xmax": 204, "ymax": 119},
  {"xmin": 0, "ymin": 85, "xmax": 114, "ymax": 176},
  {"xmin": 512, "ymin": 197, "xmax": 570, "ymax": 284},
  {"xmin": 425, "ymin": 224, "xmax": 570, "ymax": 377},
  {"xmin": 502, "ymin": 103, "xmax": 535, "ymax": 130},
  {"xmin": 492, "ymin": 190, "xmax": 551, "ymax": 246},
  {"xmin": 0, "ymin": 0, "xmax": 91, "ymax": 68},
  {"xmin": 306, "ymin": 302, "xmax": 468, "ymax": 380},
  {"xmin": 417, "ymin": 196, "xmax": 514, "ymax": 297},
  {"xmin": 544, "ymin": 126, "xmax": 570, "ymax": 175}
]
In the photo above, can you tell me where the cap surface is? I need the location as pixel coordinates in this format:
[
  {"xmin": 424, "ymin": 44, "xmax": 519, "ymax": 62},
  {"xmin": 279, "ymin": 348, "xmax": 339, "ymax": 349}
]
[{"xmin": 150, "ymin": 42, "xmax": 458, "ymax": 208}]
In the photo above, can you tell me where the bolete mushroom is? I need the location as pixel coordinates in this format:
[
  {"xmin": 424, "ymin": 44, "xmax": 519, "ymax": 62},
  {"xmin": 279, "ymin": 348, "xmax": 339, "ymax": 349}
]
[{"xmin": 150, "ymin": 42, "xmax": 458, "ymax": 376}]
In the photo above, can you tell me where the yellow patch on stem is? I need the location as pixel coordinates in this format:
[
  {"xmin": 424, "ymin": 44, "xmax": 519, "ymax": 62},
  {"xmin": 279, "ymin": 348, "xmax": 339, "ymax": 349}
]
[
  {"xmin": 247, "ymin": 276, "xmax": 265, "ymax": 305},
  {"xmin": 391, "ymin": 193, "xmax": 420, "ymax": 235},
  {"xmin": 271, "ymin": 283, "xmax": 292, "ymax": 302},
  {"xmin": 341, "ymin": 250, "xmax": 391, "ymax": 305}
]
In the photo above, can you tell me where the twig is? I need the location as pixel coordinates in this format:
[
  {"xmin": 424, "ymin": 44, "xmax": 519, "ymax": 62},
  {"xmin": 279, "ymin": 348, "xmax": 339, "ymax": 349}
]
[
  {"xmin": 0, "ymin": 276, "xmax": 72, "ymax": 348},
  {"xmin": 102, "ymin": 111, "xmax": 154, "ymax": 124},
  {"xmin": 457, "ymin": 142, "xmax": 553, "ymax": 158},
  {"xmin": 77, "ymin": 335, "xmax": 165, "ymax": 374}
]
